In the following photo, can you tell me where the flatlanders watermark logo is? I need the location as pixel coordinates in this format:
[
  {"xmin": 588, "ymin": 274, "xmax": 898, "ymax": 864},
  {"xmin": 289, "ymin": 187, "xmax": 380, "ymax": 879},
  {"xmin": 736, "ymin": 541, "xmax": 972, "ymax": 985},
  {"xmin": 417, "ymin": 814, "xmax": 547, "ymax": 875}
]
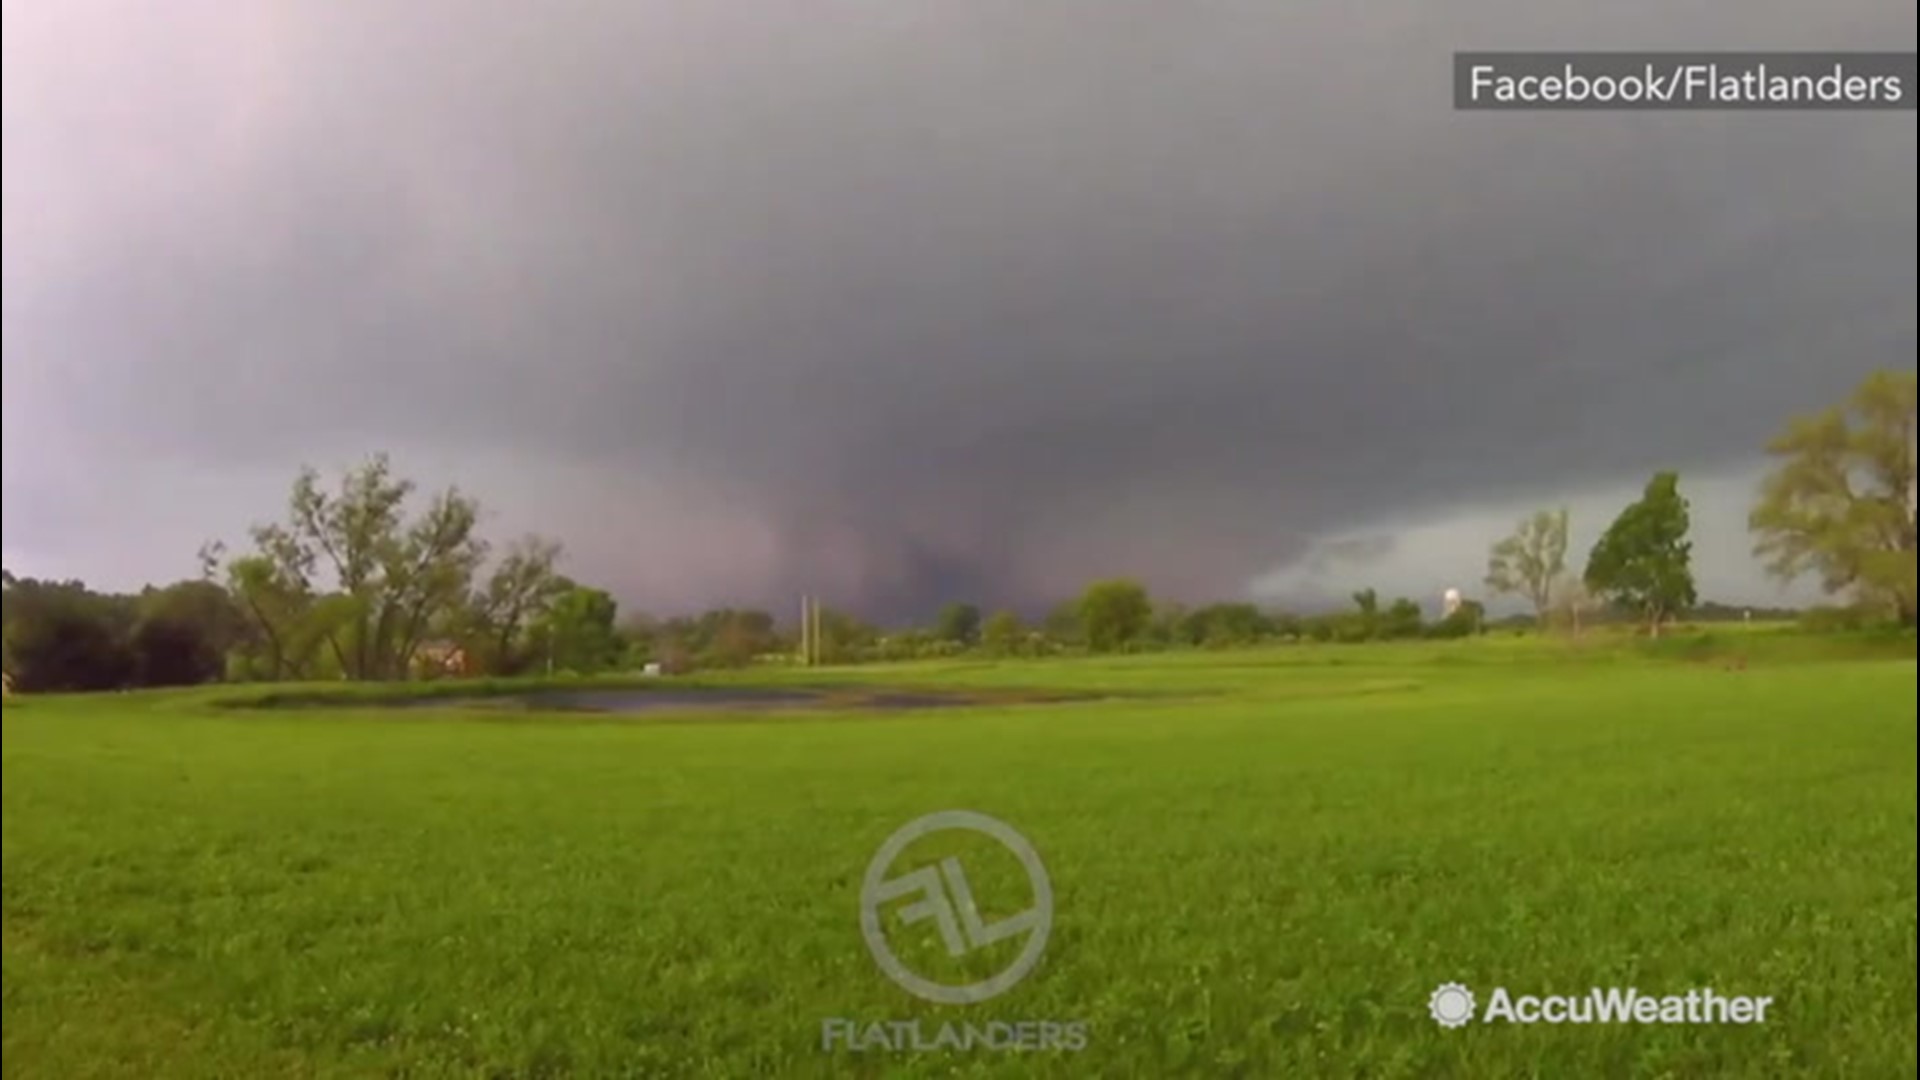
[
  {"xmin": 824, "ymin": 810, "xmax": 1087, "ymax": 1054},
  {"xmin": 1429, "ymin": 982, "xmax": 1776, "ymax": 1028},
  {"xmin": 822, "ymin": 1018, "xmax": 1088, "ymax": 1053}
]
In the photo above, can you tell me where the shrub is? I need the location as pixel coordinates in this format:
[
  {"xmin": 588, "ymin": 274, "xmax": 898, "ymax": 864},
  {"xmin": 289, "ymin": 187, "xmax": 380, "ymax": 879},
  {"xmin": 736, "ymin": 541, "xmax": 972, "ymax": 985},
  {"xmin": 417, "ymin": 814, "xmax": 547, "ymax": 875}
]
[{"xmin": 1800, "ymin": 604, "xmax": 1882, "ymax": 633}]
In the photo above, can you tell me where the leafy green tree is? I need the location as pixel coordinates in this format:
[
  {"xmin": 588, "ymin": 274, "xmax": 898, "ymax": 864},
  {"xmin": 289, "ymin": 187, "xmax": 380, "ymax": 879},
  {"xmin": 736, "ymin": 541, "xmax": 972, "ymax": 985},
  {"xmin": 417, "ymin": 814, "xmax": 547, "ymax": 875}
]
[
  {"xmin": 1428, "ymin": 598, "xmax": 1486, "ymax": 639},
  {"xmin": 11, "ymin": 609, "xmax": 132, "ymax": 691},
  {"xmin": 649, "ymin": 616, "xmax": 700, "ymax": 673},
  {"xmin": 1299, "ymin": 614, "xmax": 1340, "ymax": 643},
  {"xmin": 1484, "ymin": 508, "xmax": 1570, "ymax": 625},
  {"xmin": 1749, "ymin": 369, "xmax": 1917, "ymax": 625},
  {"xmin": 1, "ymin": 577, "xmax": 134, "ymax": 691},
  {"xmin": 934, "ymin": 602, "xmax": 983, "ymax": 646},
  {"xmin": 1381, "ymin": 597, "xmax": 1425, "ymax": 639},
  {"xmin": 617, "ymin": 612, "xmax": 660, "ymax": 664},
  {"xmin": 1346, "ymin": 588, "xmax": 1381, "ymax": 641},
  {"xmin": 702, "ymin": 609, "xmax": 778, "ymax": 667},
  {"xmin": 460, "ymin": 536, "xmax": 567, "ymax": 674},
  {"xmin": 215, "ymin": 455, "xmax": 488, "ymax": 680},
  {"xmin": 1077, "ymin": 579, "xmax": 1153, "ymax": 653},
  {"xmin": 129, "ymin": 616, "xmax": 222, "ymax": 686},
  {"xmin": 1148, "ymin": 602, "xmax": 1192, "ymax": 647},
  {"xmin": 202, "ymin": 545, "xmax": 306, "ymax": 680},
  {"xmin": 980, "ymin": 610, "xmax": 1027, "ymax": 656},
  {"xmin": 530, "ymin": 583, "xmax": 624, "ymax": 674},
  {"xmin": 1043, "ymin": 599, "xmax": 1085, "ymax": 648},
  {"xmin": 828, "ymin": 607, "xmax": 883, "ymax": 663},
  {"xmin": 1585, "ymin": 471, "xmax": 1698, "ymax": 636},
  {"xmin": 768, "ymin": 604, "xmax": 877, "ymax": 665},
  {"xmin": 124, "ymin": 579, "xmax": 246, "ymax": 686},
  {"xmin": 877, "ymin": 628, "xmax": 956, "ymax": 662},
  {"xmin": 138, "ymin": 580, "xmax": 247, "ymax": 651},
  {"xmin": 645, "ymin": 609, "xmax": 778, "ymax": 671},
  {"xmin": 1183, "ymin": 603, "xmax": 1269, "ymax": 647}
]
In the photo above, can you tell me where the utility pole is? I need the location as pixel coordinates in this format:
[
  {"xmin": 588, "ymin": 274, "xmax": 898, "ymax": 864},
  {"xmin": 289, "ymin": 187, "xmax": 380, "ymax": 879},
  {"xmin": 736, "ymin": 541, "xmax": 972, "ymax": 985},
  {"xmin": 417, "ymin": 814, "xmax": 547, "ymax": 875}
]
[{"xmin": 799, "ymin": 595, "xmax": 811, "ymax": 667}]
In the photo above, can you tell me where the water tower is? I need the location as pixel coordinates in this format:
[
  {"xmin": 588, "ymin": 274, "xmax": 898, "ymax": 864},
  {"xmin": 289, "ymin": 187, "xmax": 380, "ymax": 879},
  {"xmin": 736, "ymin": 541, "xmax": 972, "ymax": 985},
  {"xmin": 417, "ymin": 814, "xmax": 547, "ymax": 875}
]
[{"xmin": 1442, "ymin": 587, "xmax": 1463, "ymax": 618}]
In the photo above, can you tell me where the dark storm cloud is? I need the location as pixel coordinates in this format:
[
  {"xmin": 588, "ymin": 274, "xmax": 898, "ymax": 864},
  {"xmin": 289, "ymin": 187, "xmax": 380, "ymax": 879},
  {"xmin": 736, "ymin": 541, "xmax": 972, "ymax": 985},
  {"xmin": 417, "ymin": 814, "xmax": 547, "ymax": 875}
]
[{"xmin": 4, "ymin": 2, "xmax": 1914, "ymax": 619}]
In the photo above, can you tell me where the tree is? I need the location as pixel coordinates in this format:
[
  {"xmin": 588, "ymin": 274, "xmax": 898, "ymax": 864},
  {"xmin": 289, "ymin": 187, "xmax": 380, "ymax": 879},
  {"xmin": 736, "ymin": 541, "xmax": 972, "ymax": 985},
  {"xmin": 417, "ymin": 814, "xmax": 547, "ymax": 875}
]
[
  {"xmin": 618, "ymin": 612, "xmax": 661, "ymax": 663},
  {"xmin": 1148, "ymin": 602, "xmax": 1192, "ymax": 647},
  {"xmin": 934, "ymin": 602, "xmax": 982, "ymax": 647},
  {"xmin": 1, "ymin": 577, "xmax": 134, "ymax": 691},
  {"xmin": 129, "ymin": 615, "xmax": 223, "ymax": 686},
  {"xmin": 1183, "ymin": 603, "xmax": 1269, "ymax": 648},
  {"xmin": 703, "ymin": 609, "xmax": 777, "ymax": 668},
  {"xmin": 1381, "ymin": 597, "xmax": 1425, "ymax": 639},
  {"xmin": 1429, "ymin": 598, "xmax": 1486, "ymax": 639},
  {"xmin": 810, "ymin": 605, "xmax": 879, "ymax": 664},
  {"xmin": 1484, "ymin": 508, "xmax": 1570, "ymax": 626},
  {"xmin": 461, "ymin": 536, "xmax": 566, "ymax": 674},
  {"xmin": 1547, "ymin": 573, "xmax": 1594, "ymax": 636},
  {"xmin": 128, "ymin": 580, "xmax": 246, "ymax": 686},
  {"xmin": 201, "ymin": 544, "xmax": 310, "ymax": 680},
  {"xmin": 875, "ymin": 628, "xmax": 949, "ymax": 662},
  {"xmin": 636, "ymin": 608, "xmax": 778, "ymax": 671},
  {"xmin": 9, "ymin": 608, "xmax": 132, "ymax": 691},
  {"xmin": 217, "ymin": 455, "xmax": 488, "ymax": 680},
  {"xmin": 530, "ymin": 583, "xmax": 624, "ymax": 674},
  {"xmin": 138, "ymin": 580, "xmax": 247, "ymax": 649},
  {"xmin": 1298, "ymin": 613, "xmax": 1340, "ymax": 643},
  {"xmin": 1043, "ymin": 599, "xmax": 1085, "ymax": 648},
  {"xmin": 1345, "ymin": 587, "xmax": 1381, "ymax": 641},
  {"xmin": 981, "ymin": 610, "xmax": 1027, "ymax": 656},
  {"xmin": 1077, "ymin": 579, "xmax": 1153, "ymax": 653},
  {"xmin": 1749, "ymin": 369, "xmax": 1917, "ymax": 625},
  {"xmin": 1584, "ymin": 472, "xmax": 1697, "ymax": 636}
]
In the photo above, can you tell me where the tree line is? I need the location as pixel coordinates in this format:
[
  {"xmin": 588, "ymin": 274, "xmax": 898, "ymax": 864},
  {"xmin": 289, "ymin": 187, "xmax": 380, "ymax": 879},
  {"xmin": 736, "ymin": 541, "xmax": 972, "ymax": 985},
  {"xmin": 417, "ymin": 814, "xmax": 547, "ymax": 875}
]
[
  {"xmin": 1479, "ymin": 369, "xmax": 1914, "ymax": 635},
  {"xmin": 3, "ymin": 370, "xmax": 1910, "ymax": 692}
]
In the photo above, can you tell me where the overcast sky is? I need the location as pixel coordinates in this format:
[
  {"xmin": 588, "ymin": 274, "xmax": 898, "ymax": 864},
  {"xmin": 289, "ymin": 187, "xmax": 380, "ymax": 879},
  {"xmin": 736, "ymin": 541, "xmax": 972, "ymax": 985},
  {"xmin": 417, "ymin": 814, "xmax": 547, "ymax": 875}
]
[{"xmin": 4, "ymin": 3, "xmax": 1914, "ymax": 620}]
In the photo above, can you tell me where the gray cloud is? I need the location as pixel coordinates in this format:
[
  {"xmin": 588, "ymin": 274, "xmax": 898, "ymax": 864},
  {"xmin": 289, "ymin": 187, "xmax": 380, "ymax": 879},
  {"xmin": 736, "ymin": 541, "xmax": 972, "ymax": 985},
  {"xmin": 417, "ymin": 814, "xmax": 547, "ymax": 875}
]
[
  {"xmin": 1251, "ymin": 464, "xmax": 1828, "ymax": 616},
  {"xmin": 4, "ymin": 2, "xmax": 1914, "ymax": 619}
]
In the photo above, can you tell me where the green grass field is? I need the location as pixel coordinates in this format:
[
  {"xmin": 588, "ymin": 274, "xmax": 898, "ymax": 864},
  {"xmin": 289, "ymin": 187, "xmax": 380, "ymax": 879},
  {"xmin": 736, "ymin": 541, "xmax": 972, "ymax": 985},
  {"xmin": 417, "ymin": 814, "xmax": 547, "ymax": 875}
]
[{"xmin": 4, "ymin": 632, "xmax": 1915, "ymax": 1078}]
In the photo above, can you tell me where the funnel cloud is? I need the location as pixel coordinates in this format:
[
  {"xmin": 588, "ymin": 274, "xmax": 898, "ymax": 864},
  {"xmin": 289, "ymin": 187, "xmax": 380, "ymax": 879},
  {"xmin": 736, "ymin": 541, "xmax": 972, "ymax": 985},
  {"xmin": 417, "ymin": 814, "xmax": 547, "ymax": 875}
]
[{"xmin": 4, "ymin": 2, "xmax": 1914, "ymax": 619}]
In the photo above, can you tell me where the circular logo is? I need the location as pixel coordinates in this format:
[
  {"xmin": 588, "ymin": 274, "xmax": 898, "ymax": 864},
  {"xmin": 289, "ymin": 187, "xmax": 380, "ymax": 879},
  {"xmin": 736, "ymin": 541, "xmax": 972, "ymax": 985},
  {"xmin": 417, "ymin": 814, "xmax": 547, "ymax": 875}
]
[
  {"xmin": 1429, "ymin": 982, "xmax": 1476, "ymax": 1028},
  {"xmin": 859, "ymin": 809, "xmax": 1053, "ymax": 1005}
]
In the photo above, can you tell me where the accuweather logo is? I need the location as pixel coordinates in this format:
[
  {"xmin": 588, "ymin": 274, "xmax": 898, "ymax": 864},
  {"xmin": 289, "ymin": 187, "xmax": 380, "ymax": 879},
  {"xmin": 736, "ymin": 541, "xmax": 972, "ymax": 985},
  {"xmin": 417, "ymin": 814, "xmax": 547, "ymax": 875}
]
[
  {"xmin": 822, "ymin": 810, "xmax": 1088, "ymax": 1054},
  {"xmin": 1428, "ymin": 983, "xmax": 1477, "ymax": 1028},
  {"xmin": 1428, "ymin": 982, "xmax": 1777, "ymax": 1027}
]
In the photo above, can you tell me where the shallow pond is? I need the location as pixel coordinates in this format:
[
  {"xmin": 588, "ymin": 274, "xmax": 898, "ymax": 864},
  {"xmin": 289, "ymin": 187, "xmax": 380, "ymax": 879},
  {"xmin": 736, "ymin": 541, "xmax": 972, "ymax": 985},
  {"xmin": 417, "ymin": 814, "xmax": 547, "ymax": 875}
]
[{"xmin": 402, "ymin": 686, "xmax": 1057, "ymax": 714}]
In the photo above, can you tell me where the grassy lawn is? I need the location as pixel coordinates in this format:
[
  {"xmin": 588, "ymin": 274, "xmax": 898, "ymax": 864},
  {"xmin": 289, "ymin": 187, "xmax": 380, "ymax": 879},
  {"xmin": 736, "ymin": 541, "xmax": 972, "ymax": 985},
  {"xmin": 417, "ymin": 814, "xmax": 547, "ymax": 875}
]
[{"xmin": 3, "ymin": 634, "xmax": 1915, "ymax": 1077}]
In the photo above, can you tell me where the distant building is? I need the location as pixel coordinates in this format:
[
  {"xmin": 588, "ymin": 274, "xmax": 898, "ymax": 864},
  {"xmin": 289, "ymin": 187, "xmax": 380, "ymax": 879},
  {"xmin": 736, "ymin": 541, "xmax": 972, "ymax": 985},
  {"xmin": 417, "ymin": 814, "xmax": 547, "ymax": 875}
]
[{"xmin": 414, "ymin": 641, "xmax": 468, "ymax": 677}]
